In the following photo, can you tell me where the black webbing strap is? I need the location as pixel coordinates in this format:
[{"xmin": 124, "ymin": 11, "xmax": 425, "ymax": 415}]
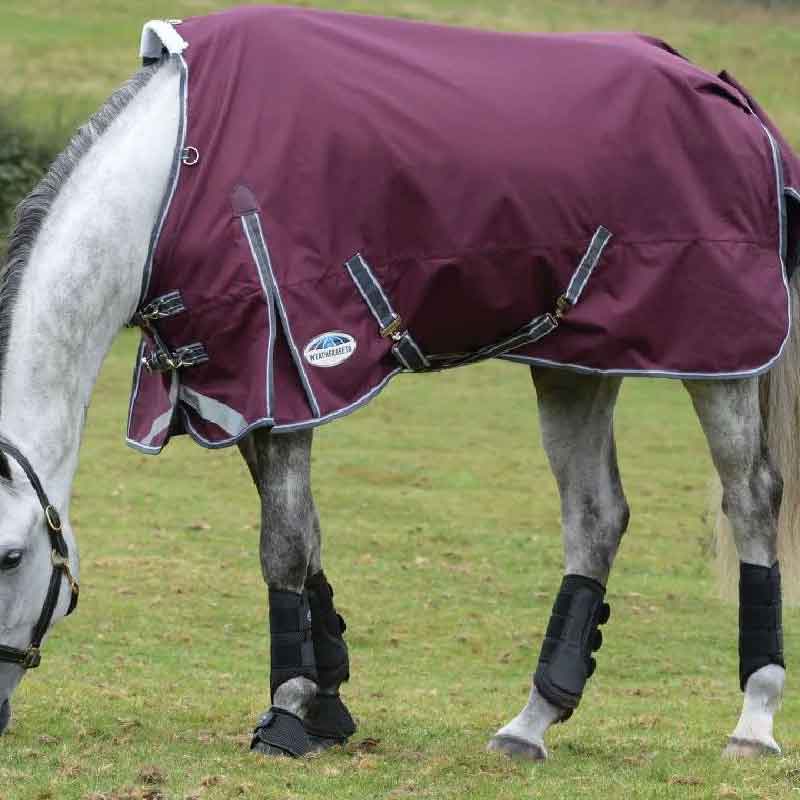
[
  {"xmin": 441, "ymin": 314, "xmax": 557, "ymax": 369},
  {"xmin": 268, "ymin": 589, "xmax": 317, "ymax": 698},
  {"xmin": 344, "ymin": 253, "xmax": 429, "ymax": 370},
  {"xmin": 739, "ymin": 561, "xmax": 784, "ymax": 691},
  {"xmin": 562, "ymin": 227, "xmax": 612, "ymax": 308},
  {"xmin": 0, "ymin": 437, "xmax": 79, "ymax": 670},
  {"xmin": 131, "ymin": 290, "xmax": 187, "ymax": 325}
]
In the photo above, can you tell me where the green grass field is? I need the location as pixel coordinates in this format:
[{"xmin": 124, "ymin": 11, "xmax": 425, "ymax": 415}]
[{"xmin": 2, "ymin": 2, "xmax": 800, "ymax": 799}]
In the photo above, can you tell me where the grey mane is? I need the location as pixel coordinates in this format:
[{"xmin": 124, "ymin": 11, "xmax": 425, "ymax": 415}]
[{"xmin": 0, "ymin": 61, "xmax": 162, "ymax": 368}]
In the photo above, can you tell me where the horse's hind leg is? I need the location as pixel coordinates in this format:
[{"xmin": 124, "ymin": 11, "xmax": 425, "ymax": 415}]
[
  {"xmin": 684, "ymin": 378, "xmax": 785, "ymax": 757},
  {"xmin": 489, "ymin": 368, "xmax": 628, "ymax": 759},
  {"xmin": 238, "ymin": 428, "xmax": 355, "ymax": 757}
]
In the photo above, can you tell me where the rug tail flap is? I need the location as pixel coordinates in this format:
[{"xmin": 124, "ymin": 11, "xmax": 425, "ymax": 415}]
[{"xmin": 139, "ymin": 20, "xmax": 188, "ymax": 59}]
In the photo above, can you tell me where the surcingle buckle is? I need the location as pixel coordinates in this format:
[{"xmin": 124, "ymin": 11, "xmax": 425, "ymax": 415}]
[{"xmin": 380, "ymin": 316, "xmax": 404, "ymax": 340}]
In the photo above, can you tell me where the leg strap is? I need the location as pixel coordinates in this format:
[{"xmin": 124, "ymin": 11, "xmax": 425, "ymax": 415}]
[
  {"xmin": 534, "ymin": 574, "xmax": 610, "ymax": 712},
  {"xmin": 268, "ymin": 589, "xmax": 317, "ymax": 698},
  {"xmin": 739, "ymin": 561, "xmax": 785, "ymax": 691},
  {"xmin": 306, "ymin": 570, "xmax": 350, "ymax": 690}
]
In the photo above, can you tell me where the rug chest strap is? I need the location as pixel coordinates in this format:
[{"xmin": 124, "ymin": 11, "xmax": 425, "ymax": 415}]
[
  {"xmin": 268, "ymin": 589, "xmax": 318, "ymax": 698},
  {"xmin": 739, "ymin": 561, "xmax": 784, "ymax": 691},
  {"xmin": 132, "ymin": 290, "xmax": 209, "ymax": 373},
  {"xmin": 534, "ymin": 574, "xmax": 610, "ymax": 712}
]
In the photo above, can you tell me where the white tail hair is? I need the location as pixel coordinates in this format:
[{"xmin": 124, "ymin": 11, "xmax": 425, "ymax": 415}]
[{"xmin": 715, "ymin": 271, "xmax": 800, "ymax": 605}]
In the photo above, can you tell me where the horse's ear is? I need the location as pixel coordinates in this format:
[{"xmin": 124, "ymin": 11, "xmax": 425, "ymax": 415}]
[{"xmin": 0, "ymin": 453, "xmax": 11, "ymax": 482}]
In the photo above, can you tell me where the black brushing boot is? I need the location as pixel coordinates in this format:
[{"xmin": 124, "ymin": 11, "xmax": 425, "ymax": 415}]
[{"xmin": 304, "ymin": 571, "xmax": 357, "ymax": 748}]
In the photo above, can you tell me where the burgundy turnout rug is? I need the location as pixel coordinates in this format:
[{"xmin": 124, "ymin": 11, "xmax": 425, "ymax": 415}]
[{"xmin": 128, "ymin": 6, "xmax": 800, "ymax": 452}]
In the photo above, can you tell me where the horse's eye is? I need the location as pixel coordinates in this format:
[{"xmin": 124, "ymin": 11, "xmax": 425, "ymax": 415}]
[{"xmin": 0, "ymin": 551, "xmax": 23, "ymax": 571}]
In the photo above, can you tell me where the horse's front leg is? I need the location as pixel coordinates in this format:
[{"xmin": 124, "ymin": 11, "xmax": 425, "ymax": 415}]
[
  {"xmin": 238, "ymin": 428, "xmax": 355, "ymax": 757},
  {"xmin": 488, "ymin": 369, "xmax": 628, "ymax": 760},
  {"xmin": 685, "ymin": 379, "xmax": 785, "ymax": 757}
]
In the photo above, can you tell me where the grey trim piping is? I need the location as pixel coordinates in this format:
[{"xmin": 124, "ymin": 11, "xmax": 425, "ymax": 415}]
[
  {"xmin": 787, "ymin": 187, "xmax": 800, "ymax": 204},
  {"xmin": 759, "ymin": 123, "xmax": 787, "ymax": 265},
  {"xmin": 500, "ymin": 352, "xmax": 784, "ymax": 380},
  {"xmin": 179, "ymin": 386, "xmax": 248, "ymax": 437},
  {"xmin": 564, "ymin": 226, "xmax": 613, "ymax": 305},
  {"xmin": 138, "ymin": 54, "xmax": 189, "ymax": 307},
  {"xmin": 242, "ymin": 213, "xmax": 321, "ymax": 418},
  {"xmin": 240, "ymin": 214, "xmax": 276, "ymax": 417}
]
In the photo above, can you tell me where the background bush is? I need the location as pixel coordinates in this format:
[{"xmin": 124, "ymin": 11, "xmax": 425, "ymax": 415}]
[{"xmin": 0, "ymin": 109, "xmax": 62, "ymax": 255}]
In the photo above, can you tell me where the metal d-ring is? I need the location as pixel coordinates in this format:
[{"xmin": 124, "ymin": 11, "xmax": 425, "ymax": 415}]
[{"xmin": 182, "ymin": 146, "xmax": 200, "ymax": 166}]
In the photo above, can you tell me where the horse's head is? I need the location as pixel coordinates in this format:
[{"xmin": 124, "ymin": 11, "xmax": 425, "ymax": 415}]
[{"xmin": 0, "ymin": 446, "xmax": 79, "ymax": 734}]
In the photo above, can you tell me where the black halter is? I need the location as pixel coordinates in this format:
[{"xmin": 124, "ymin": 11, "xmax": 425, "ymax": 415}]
[{"xmin": 0, "ymin": 439, "xmax": 79, "ymax": 670}]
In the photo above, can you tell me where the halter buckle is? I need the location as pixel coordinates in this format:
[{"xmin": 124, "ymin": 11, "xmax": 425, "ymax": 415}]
[
  {"xmin": 22, "ymin": 646, "xmax": 41, "ymax": 669},
  {"xmin": 44, "ymin": 505, "xmax": 62, "ymax": 532},
  {"xmin": 51, "ymin": 551, "xmax": 79, "ymax": 596}
]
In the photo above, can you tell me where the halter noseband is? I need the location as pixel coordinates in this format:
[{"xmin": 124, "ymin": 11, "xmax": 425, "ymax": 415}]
[{"xmin": 0, "ymin": 439, "xmax": 79, "ymax": 670}]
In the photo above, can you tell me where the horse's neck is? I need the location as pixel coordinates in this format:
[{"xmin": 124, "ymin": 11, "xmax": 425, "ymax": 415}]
[{"xmin": 0, "ymin": 63, "xmax": 181, "ymax": 505}]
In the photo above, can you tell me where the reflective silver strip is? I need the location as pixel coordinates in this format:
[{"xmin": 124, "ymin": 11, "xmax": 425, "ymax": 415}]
[
  {"xmin": 140, "ymin": 372, "xmax": 178, "ymax": 447},
  {"xmin": 564, "ymin": 226, "xmax": 613, "ymax": 306},
  {"xmin": 179, "ymin": 386, "xmax": 248, "ymax": 437}
]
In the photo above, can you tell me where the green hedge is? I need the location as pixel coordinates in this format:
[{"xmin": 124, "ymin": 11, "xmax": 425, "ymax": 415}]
[{"xmin": 0, "ymin": 111, "xmax": 58, "ymax": 247}]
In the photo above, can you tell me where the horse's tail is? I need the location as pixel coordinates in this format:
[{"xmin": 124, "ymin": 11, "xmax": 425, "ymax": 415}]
[{"xmin": 715, "ymin": 268, "xmax": 800, "ymax": 605}]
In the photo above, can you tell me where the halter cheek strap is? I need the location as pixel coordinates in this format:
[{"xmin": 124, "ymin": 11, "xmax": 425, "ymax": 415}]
[{"xmin": 0, "ymin": 438, "xmax": 79, "ymax": 670}]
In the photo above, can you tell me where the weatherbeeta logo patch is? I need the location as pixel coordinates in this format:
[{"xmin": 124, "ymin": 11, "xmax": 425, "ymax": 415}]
[{"xmin": 303, "ymin": 332, "xmax": 357, "ymax": 368}]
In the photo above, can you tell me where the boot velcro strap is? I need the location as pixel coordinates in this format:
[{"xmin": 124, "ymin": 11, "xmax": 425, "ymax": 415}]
[
  {"xmin": 251, "ymin": 707, "xmax": 314, "ymax": 757},
  {"xmin": 268, "ymin": 589, "xmax": 318, "ymax": 697},
  {"xmin": 271, "ymin": 634, "xmax": 316, "ymax": 671}
]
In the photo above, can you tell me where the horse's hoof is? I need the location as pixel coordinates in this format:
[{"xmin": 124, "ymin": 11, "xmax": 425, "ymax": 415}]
[
  {"xmin": 250, "ymin": 707, "xmax": 314, "ymax": 758},
  {"xmin": 307, "ymin": 734, "xmax": 346, "ymax": 753},
  {"xmin": 487, "ymin": 734, "xmax": 547, "ymax": 761},
  {"xmin": 723, "ymin": 736, "xmax": 781, "ymax": 758}
]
